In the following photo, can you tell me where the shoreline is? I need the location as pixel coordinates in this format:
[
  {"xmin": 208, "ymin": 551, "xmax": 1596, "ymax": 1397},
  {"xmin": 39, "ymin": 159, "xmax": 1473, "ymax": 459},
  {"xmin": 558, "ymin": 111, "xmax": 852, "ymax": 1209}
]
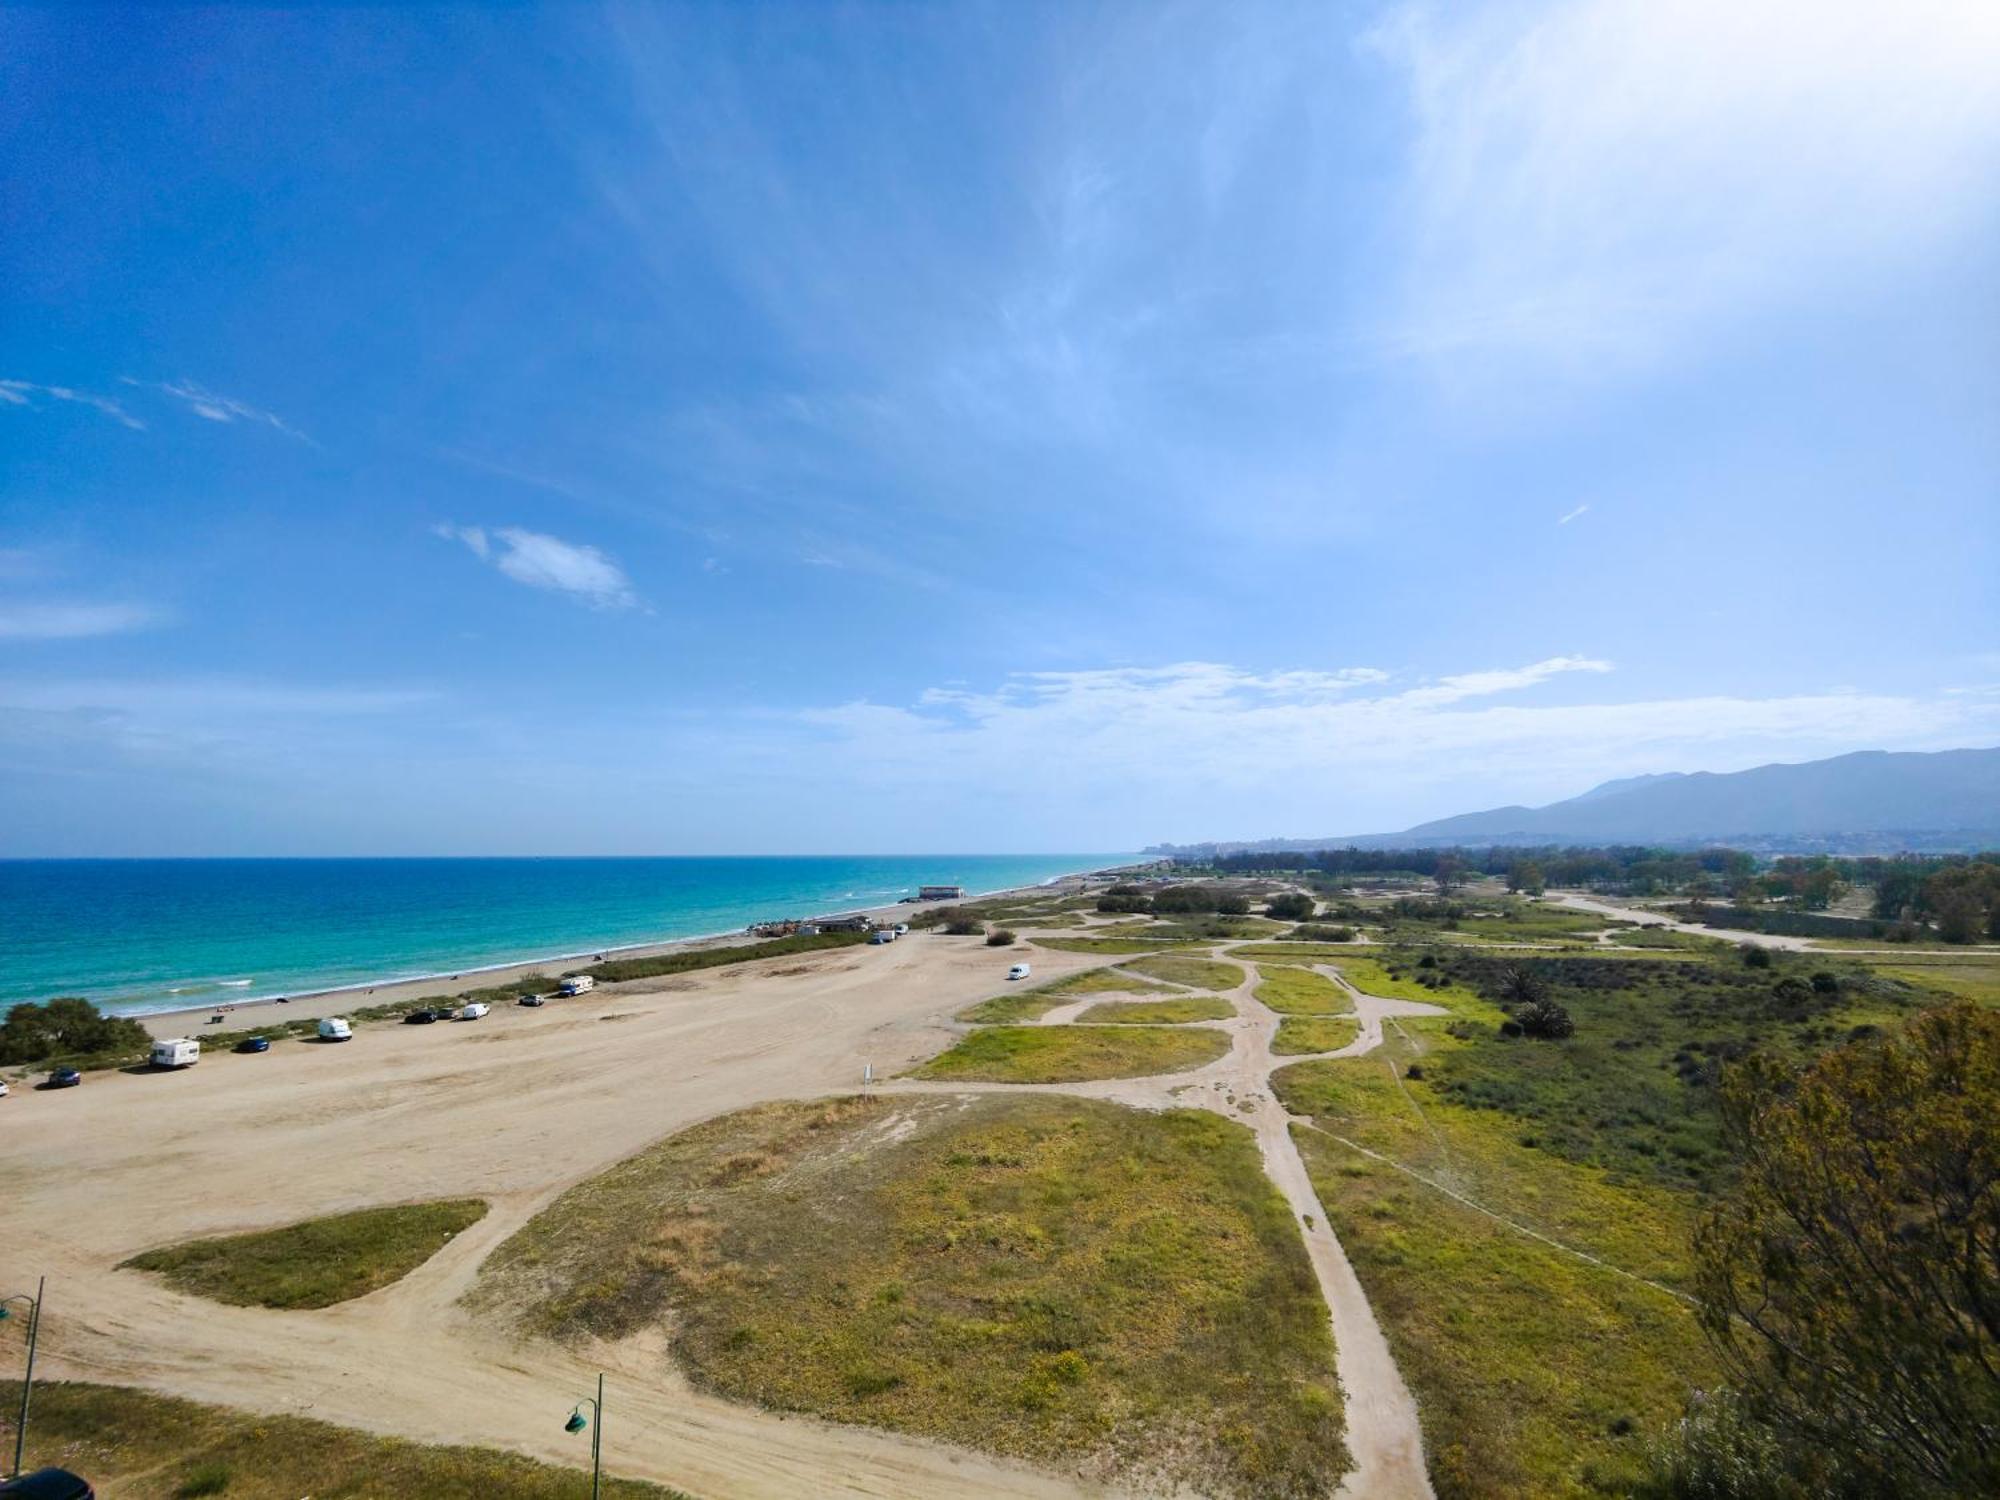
[{"xmin": 130, "ymin": 867, "xmax": 1121, "ymax": 1038}]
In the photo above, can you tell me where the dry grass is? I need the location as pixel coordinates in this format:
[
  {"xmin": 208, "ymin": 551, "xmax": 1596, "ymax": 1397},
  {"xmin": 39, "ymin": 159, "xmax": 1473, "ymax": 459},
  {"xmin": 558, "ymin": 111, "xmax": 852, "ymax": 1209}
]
[
  {"xmin": 122, "ymin": 1199, "xmax": 488, "ymax": 1309},
  {"xmin": 468, "ymin": 1094, "xmax": 1346, "ymax": 1500},
  {"xmin": 1119, "ymin": 954, "xmax": 1245, "ymax": 990}
]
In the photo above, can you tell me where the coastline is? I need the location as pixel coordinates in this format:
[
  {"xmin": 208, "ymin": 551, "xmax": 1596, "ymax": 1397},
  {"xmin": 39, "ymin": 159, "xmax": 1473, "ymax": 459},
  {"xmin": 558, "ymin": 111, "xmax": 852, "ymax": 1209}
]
[{"xmin": 131, "ymin": 867, "xmax": 1117, "ymax": 1038}]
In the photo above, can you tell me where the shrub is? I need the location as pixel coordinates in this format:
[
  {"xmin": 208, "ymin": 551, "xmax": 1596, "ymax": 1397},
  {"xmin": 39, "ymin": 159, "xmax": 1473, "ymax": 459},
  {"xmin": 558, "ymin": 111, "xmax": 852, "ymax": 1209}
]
[
  {"xmin": 944, "ymin": 919, "xmax": 985, "ymax": 936},
  {"xmin": 1096, "ymin": 894, "xmax": 1153, "ymax": 914},
  {"xmin": 1742, "ymin": 946, "xmax": 1773, "ymax": 970},
  {"xmin": 986, "ymin": 930, "xmax": 1016, "ymax": 947},
  {"xmin": 1513, "ymin": 997, "xmax": 1575, "ymax": 1040},
  {"xmin": 0, "ymin": 996, "xmax": 150, "ymax": 1066},
  {"xmin": 1290, "ymin": 924, "xmax": 1356, "ymax": 943},
  {"xmin": 1265, "ymin": 893, "xmax": 1316, "ymax": 922},
  {"xmin": 1809, "ymin": 971, "xmax": 1840, "ymax": 995}
]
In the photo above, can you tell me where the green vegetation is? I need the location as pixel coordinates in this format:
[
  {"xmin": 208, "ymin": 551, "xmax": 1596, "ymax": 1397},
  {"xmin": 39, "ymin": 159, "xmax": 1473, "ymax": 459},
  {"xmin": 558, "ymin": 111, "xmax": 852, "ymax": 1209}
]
[
  {"xmin": 582, "ymin": 929, "xmax": 866, "ymax": 984},
  {"xmin": 1271, "ymin": 1016, "xmax": 1358, "ymax": 1054},
  {"xmin": 1689, "ymin": 1006, "xmax": 2000, "ymax": 1497},
  {"xmin": 1236, "ymin": 941, "xmax": 1371, "ymax": 959},
  {"xmin": 122, "ymin": 1199, "xmax": 488, "ymax": 1309},
  {"xmin": 3, "ymin": 1380, "xmax": 681, "ymax": 1498},
  {"xmin": 954, "ymin": 967, "xmax": 1169, "ymax": 1023},
  {"xmin": 1854, "ymin": 951, "xmax": 2000, "ymax": 1003},
  {"xmin": 910, "ymin": 1025, "xmax": 1227, "ymax": 1082},
  {"xmin": 1292, "ymin": 1126, "xmax": 1712, "ymax": 1500},
  {"xmin": 1076, "ymin": 996, "xmax": 1233, "ymax": 1024},
  {"xmin": 1119, "ymin": 954, "xmax": 1243, "ymax": 990},
  {"xmin": 0, "ymin": 996, "xmax": 151, "ymax": 1070},
  {"xmin": 469, "ymin": 1094, "xmax": 1343, "ymax": 1500},
  {"xmin": 1322, "ymin": 953, "xmax": 1478, "ymax": 1006},
  {"xmin": 1252, "ymin": 965, "xmax": 1349, "ymax": 1015},
  {"xmin": 1030, "ymin": 936, "xmax": 1200, "ymax": 954}
]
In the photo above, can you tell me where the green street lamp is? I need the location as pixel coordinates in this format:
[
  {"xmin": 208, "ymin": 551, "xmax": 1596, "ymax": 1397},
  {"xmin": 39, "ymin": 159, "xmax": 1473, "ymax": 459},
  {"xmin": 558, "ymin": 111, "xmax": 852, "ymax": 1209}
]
[
  {"xmin": 563, "ymin": 1372, "xmax": 604, "ymax": 1500},
  {"xmin": 0, "ymin": 1277, "xmax": 45, "ymax": 1480}
]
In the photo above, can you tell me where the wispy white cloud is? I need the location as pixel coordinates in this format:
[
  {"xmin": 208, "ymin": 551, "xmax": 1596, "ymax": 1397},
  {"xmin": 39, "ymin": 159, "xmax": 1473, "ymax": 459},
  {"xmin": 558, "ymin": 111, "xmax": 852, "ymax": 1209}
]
[
  {"xmin": 0, "ymin": 601, "xmax": 164, "ymax": 640},
  {"xmin": 0, "ymin": 379, "xmax": 146, "ymax": 430},
  {"xmin": 132, "ymin": 379, "xmax": 313, "ymax": 443},
  {"xmin": 1557, "ymin": 503, "xmax": 1589, "ymax": 525},
  {"xmin": 1371, "ymin": 0, "xmax": 2000, "ymax": 378},
  {"xmin": 434, "ymin": 524, "xmax": 639, "ymax": 610}
]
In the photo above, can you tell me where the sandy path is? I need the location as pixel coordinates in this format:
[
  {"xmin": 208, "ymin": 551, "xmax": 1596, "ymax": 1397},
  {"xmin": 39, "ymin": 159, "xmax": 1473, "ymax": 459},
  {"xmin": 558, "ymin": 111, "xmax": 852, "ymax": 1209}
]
[
  {"xmin": 0, "ymin": 934, "xmax": 1130, "ymax": 1500},
  {"xmin": 887, "ymin": 947, "xmax": 1441, "ymax": 1500}
]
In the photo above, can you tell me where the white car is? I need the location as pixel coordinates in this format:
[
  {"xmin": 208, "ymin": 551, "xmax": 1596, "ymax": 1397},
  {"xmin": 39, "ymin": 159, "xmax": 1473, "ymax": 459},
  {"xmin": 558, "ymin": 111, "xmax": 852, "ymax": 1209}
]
[
  {"xmin": 893, "ymin": 923, "xmax": 910, "ymax": 936},
  {"xmin": 1006, "ymin": 963, "xmax": 1032, "ymax": 981},
  {"xmin": 0, "ymin": 1080, "xmax": 9, "ymax": 1098},
  {"xmin": 458, "ymin": 1002, "xmax": 490, "ymax": 1020}
]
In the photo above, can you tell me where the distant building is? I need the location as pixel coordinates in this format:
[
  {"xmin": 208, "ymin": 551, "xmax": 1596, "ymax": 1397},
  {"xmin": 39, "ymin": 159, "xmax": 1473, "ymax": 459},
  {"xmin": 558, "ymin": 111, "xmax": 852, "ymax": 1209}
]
[
  {"xmin": 918, "ymin": 884, "xmax": 965, "ymax": 901},
  {"xmin": 811, "ymin": 913, "xmax": 875, "ymax": 932}
]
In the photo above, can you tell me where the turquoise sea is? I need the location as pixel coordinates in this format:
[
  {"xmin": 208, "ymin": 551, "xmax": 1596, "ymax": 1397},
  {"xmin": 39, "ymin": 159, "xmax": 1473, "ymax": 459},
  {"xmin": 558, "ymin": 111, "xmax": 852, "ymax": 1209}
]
[{"xmin": 0, "ymin": 855, "xmax": 1124, "ymax": 1019}]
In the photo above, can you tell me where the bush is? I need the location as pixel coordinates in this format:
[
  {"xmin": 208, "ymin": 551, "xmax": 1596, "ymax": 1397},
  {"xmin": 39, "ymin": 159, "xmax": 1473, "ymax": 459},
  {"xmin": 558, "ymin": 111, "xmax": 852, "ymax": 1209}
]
[
  {"xmin": 1265, "ymin": 893, "xmax": 1316, "ymax": 922},
  {"xmin": 1290, "ymin": 925, "xmax": 1356, "ymax": 943},
  {"xmin": 943, "ymin": 919, "xmax": 984, "ymax": 936},
  {"xmin": 1096, "ymin": 894, "xmax": 1153, "ymax": 914},
  {"xmin": 0, "ymin": 996, "xmax": 150, "ymax": 1066},
  {"xmin": 1513, "ymin": 997, "xmax": 1575, "ymax": 1040},
  {"xmin": 986, "ymin": 930, "xmax": 1017, "ymax": 947},
  {"xmin": 1809, "ymin": 971, "xmax": 1840, "ymax": 994},
  {"xmin": 1742, "ymin": 946, "xmax": 1773, "ymax": 970}
]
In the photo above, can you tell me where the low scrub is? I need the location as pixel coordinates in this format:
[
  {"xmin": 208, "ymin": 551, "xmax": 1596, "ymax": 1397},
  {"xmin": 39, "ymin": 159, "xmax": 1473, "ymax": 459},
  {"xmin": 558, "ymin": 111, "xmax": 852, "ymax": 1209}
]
[
  {"xmin": 911, "ymin": 1025, "xmax": 1228, "ymax": 1082},
  {"xmin": 955, "ymin": 967, "xmax": 1171, "ymax": 1024},
  {"xmin": 469, "ymin": 1095, "xmax": 1345, "ymax": 1500},
  {"xmin": 1119, "ymin": 954, "xmax": 1244, "ymax": 991},
  {"xmin": 581, "ymin": 930, "xmax": 865, "ymax": 984},
  {"xmin": 123, "ymin": 1199, "xmax": 488, "ymax": 1309},
  {"xmin": 1076, "ymin": 996, "xmax": 1233, "ymax": 1024},
  {"xmin": 5, "ymin": 1380, "xmax": 681, "ymax": 1498},
  {"xmin": 1254, "ymin": 965, "xmax": 1349, "ymax": 1015},
  {"xmin": 0, "ymin": 996, "xmax": 150, "ymax": 1069},
  {"xmin": 1272, "ymin": 1016, "xmax": 1358, "ymax": 1054}
]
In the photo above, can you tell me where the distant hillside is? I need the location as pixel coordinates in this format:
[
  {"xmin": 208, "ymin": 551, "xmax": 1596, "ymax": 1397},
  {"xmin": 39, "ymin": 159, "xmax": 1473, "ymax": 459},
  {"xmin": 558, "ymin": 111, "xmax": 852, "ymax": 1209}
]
[{"xmin": 1150, "ymin": 746, "xmax": 2000, "ymax": 858}]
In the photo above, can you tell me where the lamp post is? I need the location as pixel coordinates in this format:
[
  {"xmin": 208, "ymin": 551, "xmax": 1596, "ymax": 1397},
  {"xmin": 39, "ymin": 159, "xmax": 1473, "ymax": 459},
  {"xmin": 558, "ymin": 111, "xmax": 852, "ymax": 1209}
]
[
  {"xmin": 0, "ymin": 1277, "xmax": 44, "ymax": 1480},
  {"xmin": 563, "ymin": 1372, "xmax": 603, "ymax": 1500}
]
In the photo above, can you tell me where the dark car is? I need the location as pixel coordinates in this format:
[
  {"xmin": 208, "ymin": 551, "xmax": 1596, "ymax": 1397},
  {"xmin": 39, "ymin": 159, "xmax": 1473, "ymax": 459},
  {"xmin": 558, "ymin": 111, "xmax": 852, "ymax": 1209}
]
[
  {"xmin": 403, "ymin": 1009, "xmax": 441, "ymax": 1025},
  {"xmin": 235, "ymin": 1035, "xmax": 272, "ymax": 1054},
  {"xmin": 0, "ymin": 1467, "xmax": 96, "ymax": 1498},
  {"xmin": 46, "ymin": 1067, "xmax": 82, "ymax": 1089},
  {"xmin": 518, "ymin": 993, "xmax": 547, "ymax": 1007}
]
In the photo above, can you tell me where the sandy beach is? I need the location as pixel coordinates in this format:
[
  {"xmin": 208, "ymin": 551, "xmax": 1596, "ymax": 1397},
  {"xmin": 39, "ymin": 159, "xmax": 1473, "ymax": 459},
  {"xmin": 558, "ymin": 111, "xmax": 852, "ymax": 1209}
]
[
  {"xmin": 132, "ymin": 873, "xmax": 1107, "ymax": 1040},
  {"xmin": 1, "ymin": 918, "xmax": 1124, "ymax": 1499}
]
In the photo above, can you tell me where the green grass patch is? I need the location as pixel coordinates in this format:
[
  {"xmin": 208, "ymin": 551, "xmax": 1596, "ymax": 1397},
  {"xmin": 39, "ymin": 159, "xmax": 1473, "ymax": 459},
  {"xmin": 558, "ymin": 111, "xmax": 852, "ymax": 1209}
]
[
  {"xmin": 1291, "ymin": 1127, "xmax": 1713, "ymax": 1500},
  {"xmin": 1321, "ymin": 954, "xmax": 1482, "ymax": 1008},
  {"xmin": 1029, "ymin": 936, "xmax": 1203, "ymax": 954},
  {"xmin": 1271, "ymin": 1016, "xmax": 1358, "ymax": 1054},
  {"xmin": 955, "ymin": 967, "xmax": 1171, "ymax": 1023},
  {"xmin": 469, "ymin": 1094, "xmax": 1344, "ymax": 1500},
  {"xmin": 1235, "ymin": 942, "xmax": 1374, "ymax": 959},
  {"xmin": 1075, "ymin": 996, "xmax": 1234, "ymax": 1024},
  {"xmin": 910, "ymin": 1025, "xmax": 1228, "ymax": 1082},
  {"xmin": 1853, "ymin": 952, "xmax": 2000, "ymax": 1004},
  {"xmin": 1118, "ymin": 954, "xmax": 1244, "ymax": 990},
  {"xmin": 4, "ymin": 1380, "xmax": 681, "ymax": 1498},
  {"xmin": 122, "ymin": 1199, "xmax": 488, "ymax": 1309},
  {"xmin": 1253, "ymin": 965, "xmax": 1349, "ymax": 1015},
  {"xmin": 582, "ymin": 929, "xmax": 866, "ymax": 984}
]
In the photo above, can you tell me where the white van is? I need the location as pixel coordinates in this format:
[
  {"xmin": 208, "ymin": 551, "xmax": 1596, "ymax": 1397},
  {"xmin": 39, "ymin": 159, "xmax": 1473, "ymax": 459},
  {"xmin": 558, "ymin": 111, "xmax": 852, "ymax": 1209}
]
[
  {"xmin": 559, "ymin": 974, "xmax": 595, "ymax": 996},
  {"xmin": 869, "ymin": 928, "xmax": 895, "ymax": 944},
  {"xmin": 317, "ymin": 1016, "xmax": 353, "ymax": 1042},
  {"xmin": 1006, "ymin": 963, "xmax": 1032, "ymax": 981},
  {"xmin": 457, "ymin": 1001, "xmax": 490, "ymax": 1020},
  {"xmin": 151, "ymin": 1037, "xmax": 200, "ymax": 1069},
  {"xmin": 893, "ymin": 923, "xmax": 910, "ymax": 936}
]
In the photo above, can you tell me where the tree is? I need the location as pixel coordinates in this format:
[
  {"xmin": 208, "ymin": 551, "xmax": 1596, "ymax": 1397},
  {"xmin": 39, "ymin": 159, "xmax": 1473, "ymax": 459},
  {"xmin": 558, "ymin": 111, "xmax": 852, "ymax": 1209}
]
[
  {"xmin": 1498, "ymin": 965, "xmax": 1546, "ymax": 1007},
  {"xmin": 1513, "ymin": 996, "xmax": 1574, "ymax": 1039},
  {"xmin": 1265, "ymin": 892, "xmax": 1316, "ymax": 922},
  {"xmin": 985, "ymin": 929, "xmax": 1017, "ymax": 947},
  {"xmin": 1691, "ymin": 1006, "xmax": 2000, "ymax": 1497},
  {"xmin": 1433, "ymin": 854, "xmax": 1466, "ymax": 894},
  {"xmin": 0, "ymin": 996, "xmax": 150, "ymax": 1064},
  {"xmin": 1505, "ymin": 860, "xmax": 1546, "ymax": 897}
]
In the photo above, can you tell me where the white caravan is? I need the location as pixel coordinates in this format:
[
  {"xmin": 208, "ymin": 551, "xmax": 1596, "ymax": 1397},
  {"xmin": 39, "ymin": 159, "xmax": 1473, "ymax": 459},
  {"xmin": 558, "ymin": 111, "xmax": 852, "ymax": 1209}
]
[
  {"xmin": 559, "ymin": 975, "xmax": 595, "ymax": 996},
  {"xmin": 150, "ymin": 1037, "xmax": 201, "ymax": 1069}
]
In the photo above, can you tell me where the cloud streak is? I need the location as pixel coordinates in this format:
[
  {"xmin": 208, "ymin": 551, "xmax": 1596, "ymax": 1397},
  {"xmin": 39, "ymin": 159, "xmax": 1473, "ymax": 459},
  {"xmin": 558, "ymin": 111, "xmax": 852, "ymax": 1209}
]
[
  {"xmin": 133, "ymin": 379, "xmax": 314, "ymax": 443},
  {"xmin": 0, "ymin": 379, "xmax": 146, "ymax": 430},
  {"xmin": 0, "ymin": 601, "xmax": 164, "ymax": 640},
  {"xmin": 434, "ymin": 524, "xmax": 640, "ymax": 610}
]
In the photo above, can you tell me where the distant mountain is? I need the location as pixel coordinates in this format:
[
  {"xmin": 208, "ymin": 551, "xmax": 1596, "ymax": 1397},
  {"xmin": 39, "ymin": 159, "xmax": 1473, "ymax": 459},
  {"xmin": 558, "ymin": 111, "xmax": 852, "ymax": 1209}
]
[{"xmin": 1148, "ymin": 747, "xmax": 2000, "ymax": 857}]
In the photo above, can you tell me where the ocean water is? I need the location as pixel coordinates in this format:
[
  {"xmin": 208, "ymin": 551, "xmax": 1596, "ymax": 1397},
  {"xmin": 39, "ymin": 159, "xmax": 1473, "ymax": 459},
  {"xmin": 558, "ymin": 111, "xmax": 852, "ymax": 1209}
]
[{"xmin": 0, "ymin": 855, "xmax": 1123, "ymax": 1018}]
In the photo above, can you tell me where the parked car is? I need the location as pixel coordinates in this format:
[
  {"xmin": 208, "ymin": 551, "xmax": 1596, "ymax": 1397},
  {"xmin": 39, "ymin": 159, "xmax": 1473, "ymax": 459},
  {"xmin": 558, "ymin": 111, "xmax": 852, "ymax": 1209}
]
[
  {"xmin": 0, "ymin": 1468, "xmax": 96, "ymax": 1499},
  {"xmin": 46, "ymin": 1066, "xmax": 82, "ymax": 1088},
  {"xmin": 457, "ymin": 1002, "xmax": 490, "ymax": 1020},
  {"xmin": 0, "ymin": 1079, "xmax": 10, "ymax": 1098},
  {"xmin": 1006, "ymin": 963, "xmax": 1032, "ymax": 981},
  {"xmin": 869, "ymin": 929, "xmax": 893, "ymax": 945},
  {"xmin": 317, "ymin": 1017, "xmax": 353, "ymax": 1042},
  {"xmin": 234, "ymin": 1035, "xmax": 272, "ymax": 1054},
  {"xmin": 518, "ymin": 993, "xmax": 547, "ymax": 1007},
  {"xmin": 894, "ymin": 923, "xmax": 910, "ymax": 936},
  {"xmin": 403, "ymin": 1009, "xmax": 441, "ymax": 1025}
]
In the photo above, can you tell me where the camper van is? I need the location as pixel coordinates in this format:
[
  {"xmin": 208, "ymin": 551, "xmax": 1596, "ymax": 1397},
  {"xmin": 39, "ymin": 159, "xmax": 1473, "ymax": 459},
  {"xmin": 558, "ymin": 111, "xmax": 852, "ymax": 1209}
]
[
  {"xmin": 317, "ymin": 1016, "xmax": 353, "ymax": 1042},
  {"xmin": 868, "ymin": 927, "xmax": 896, "ymax": 944},
  {"xmin": 457, "ymin": 1001, "xmax": 490, "ymax": 1021},
  {"xmin": 559, "ymin": 975, "xmax": 595, "ymax": 997},
  {"xmin": 150, "ymin": 1038, "xmax": 200, "ymax": 1069},
  {"xmin": 1006, "ymin": 963, "xmax": 1032, "ymax": 981}
]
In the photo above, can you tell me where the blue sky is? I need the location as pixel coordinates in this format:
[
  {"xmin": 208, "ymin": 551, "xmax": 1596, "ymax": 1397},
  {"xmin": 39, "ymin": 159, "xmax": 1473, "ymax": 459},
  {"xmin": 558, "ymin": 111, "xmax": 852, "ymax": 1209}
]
[{"xmin": 3, "ymin": 0, "xmax": 1997, "ymax": 855}]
